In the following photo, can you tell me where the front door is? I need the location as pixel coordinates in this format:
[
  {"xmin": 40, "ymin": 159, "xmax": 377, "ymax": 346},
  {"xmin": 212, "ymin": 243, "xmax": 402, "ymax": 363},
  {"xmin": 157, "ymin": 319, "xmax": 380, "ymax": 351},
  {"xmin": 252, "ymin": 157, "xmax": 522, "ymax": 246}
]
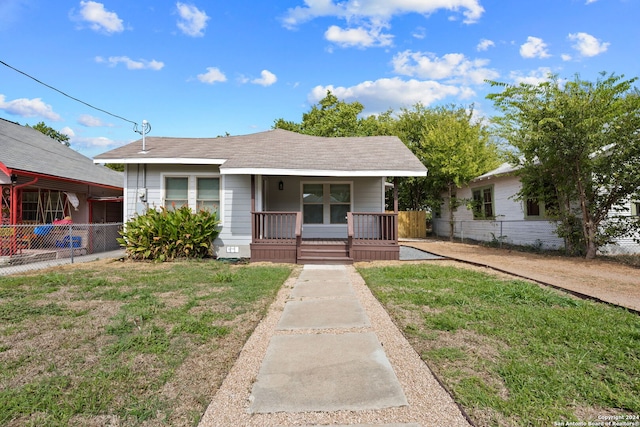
[{"xmin": 301, "ymin": 182, "xmax": 351, "ymax": 239}]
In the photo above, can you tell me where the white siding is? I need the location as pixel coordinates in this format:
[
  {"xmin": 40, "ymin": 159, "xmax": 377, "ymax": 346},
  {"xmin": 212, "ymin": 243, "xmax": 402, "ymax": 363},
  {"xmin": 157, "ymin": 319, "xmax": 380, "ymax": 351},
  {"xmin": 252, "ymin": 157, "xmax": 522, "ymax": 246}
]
[
  {"xmin": 435, "ymin": 174, "xmax": 564, "ymax": 250},
  {"xmin": 599, "ymin": 198, "xmax": 640, "ymax": 255}
]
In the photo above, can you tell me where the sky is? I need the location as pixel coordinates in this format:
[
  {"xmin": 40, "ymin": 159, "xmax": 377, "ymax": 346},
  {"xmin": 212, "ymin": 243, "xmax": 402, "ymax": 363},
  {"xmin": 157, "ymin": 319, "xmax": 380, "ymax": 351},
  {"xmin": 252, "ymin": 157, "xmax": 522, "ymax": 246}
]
[{"xmin": 1, "ymin": 0, "xmax": 639, "ymax": 158}]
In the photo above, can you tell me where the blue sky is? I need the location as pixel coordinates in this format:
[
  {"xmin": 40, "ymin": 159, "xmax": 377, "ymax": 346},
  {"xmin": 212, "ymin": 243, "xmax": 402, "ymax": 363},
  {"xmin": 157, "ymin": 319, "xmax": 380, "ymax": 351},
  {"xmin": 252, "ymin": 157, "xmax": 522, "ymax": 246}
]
[{"xmin": 1, "ymin": 0, "xmax": 638, "ymax": 158}]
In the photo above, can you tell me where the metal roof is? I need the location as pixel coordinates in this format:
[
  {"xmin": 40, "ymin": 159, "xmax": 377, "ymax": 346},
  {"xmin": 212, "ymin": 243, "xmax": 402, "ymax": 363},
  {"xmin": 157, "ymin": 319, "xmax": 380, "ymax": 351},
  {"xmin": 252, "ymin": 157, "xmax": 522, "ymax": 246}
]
[
  {"xmin": 94, "ymin": 129, "xmax": 428, "ymax": 177},
  {"xmin": 0, "ymin": 118, "xmax": 123, "ymax": 188}
]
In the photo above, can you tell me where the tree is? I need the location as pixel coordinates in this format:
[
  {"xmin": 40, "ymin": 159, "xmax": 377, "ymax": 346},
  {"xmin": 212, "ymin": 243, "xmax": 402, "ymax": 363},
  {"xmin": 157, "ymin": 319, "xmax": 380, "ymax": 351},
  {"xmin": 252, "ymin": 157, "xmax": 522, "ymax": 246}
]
[
  {"xmin": 274, "ymin": 90, "xmax": 393, "ymax": 137},
  {"xmin": 28, "ymin": 121, "xmax": 70, "ymax": 146},
  {"xmin": 105, "ymin": 163, "xmax": 124, "ymax": 172},
  {"xmin": 487, "ymin": 72, "xmax": 640, "ymax": 259},
  {"xmin": 394, "ymin": 104, "xmax": 501, "ymax": 239}
]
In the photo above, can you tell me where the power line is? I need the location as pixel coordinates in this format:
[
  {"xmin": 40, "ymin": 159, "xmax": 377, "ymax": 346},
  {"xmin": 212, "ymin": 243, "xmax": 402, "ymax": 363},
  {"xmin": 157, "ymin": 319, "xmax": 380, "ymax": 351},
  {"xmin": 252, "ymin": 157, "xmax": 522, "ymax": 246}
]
[{"xmin": 0, "ymin": 59, "xmax": 139, "ymax": 126}]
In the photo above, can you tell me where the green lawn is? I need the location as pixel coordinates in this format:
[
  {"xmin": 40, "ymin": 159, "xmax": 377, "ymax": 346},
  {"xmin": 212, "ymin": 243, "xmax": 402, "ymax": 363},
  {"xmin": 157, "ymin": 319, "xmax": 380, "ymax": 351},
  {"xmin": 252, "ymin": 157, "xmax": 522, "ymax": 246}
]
[
  {"xmin": 358, "ymin": 263, "xmax": 640, "ymax": 427},
  {"xmin": 0, "ymin": 260, "xmax": 292, "ymax": 427}
]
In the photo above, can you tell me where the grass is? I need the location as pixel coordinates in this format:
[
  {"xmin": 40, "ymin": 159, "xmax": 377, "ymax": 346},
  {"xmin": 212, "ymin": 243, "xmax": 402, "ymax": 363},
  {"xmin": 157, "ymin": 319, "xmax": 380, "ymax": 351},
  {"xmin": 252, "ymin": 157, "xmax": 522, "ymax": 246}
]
[
  {"xmin": 0, "ymin": 259, "xmax": 292, "ymax": 427},
  {"xmin": 358, "ymin": 263, "xmax": 640, "ymax": 427}
]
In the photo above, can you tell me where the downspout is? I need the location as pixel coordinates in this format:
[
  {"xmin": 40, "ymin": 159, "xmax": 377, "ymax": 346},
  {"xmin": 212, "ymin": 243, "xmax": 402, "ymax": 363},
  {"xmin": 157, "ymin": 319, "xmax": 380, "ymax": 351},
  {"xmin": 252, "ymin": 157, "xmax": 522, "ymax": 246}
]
[{"xmin": 11, "ymin": 175, "xmax": 38, "ymax": 225}]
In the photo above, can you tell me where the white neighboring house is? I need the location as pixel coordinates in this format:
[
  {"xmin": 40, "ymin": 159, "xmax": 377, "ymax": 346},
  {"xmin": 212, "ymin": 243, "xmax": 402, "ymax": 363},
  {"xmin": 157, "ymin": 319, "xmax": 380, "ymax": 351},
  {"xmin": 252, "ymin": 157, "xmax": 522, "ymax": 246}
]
[
  {"xmin": 433, "ymin": 162, "xmax": 640, "ymax": 254},
  {"xmin": 94, "ymin": 129, "xmax": 428, "ymax": 263}
]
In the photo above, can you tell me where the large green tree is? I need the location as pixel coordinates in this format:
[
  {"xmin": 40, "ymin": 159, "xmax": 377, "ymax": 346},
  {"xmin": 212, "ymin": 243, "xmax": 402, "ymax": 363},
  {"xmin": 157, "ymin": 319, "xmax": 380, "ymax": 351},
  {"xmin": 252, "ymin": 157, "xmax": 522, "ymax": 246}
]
[
  {"xmin": 395, "ymin": 104, "xmax": 501, "ymax": 238},
  {"xmin": 28, "ymin": 121, "xmax": 70, "ymax": 146},
  {"xmin": 274, "ymin": 91, "xmax": 394, "ymax": 137},
  {"xmin": 487, "ymin": 72, "xmax": 640, "ymax": 259}
]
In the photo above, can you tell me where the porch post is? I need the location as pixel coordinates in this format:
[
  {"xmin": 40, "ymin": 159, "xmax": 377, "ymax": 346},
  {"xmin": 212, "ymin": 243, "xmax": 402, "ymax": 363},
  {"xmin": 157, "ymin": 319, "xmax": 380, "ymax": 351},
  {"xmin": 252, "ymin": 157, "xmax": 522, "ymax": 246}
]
[
  {"xmin": 250, "ymin": 175, "xmax": 255, "ymax": 212},
  {"xmin": 393, "ymin": 177, "xmax": 398, "ymax": 213},
  {"xmin": 393, "ymin": 177, "xmax": 399, "ymax": 242},
  {"xmin": 251, "ymin": 175, "xmax": 255, "ymax": 242}
]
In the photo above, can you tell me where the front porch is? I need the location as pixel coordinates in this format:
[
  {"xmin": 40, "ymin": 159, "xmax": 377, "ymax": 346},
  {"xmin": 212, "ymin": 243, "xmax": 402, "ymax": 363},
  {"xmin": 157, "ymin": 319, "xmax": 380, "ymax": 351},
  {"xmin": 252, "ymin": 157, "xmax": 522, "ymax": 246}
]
[{"xmin": 250, "ymin": 211, "xmax": 399, "ymax": 264}]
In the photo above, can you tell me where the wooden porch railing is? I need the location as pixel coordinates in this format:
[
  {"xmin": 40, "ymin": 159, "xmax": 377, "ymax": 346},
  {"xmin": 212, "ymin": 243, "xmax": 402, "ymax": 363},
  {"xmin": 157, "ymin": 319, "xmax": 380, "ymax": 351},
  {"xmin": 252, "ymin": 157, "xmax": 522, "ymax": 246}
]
[
  {"xmin": 251, "ymin": 211, "xmax": 301, "ymax": 243},
  {"xmin": 251, "ymin": 211, "xmax": 398, "ymax": 263},
  {"xmin": 347, "ymin": 212, "xmax": 398, "ymax": 243}
]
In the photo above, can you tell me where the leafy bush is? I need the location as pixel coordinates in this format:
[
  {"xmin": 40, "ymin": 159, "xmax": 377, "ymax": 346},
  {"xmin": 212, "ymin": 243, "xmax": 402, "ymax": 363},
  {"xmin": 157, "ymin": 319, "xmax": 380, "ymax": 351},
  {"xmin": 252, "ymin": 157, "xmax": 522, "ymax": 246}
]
[{"xmin": 118, "ymin": 206, "xmax": 220, "ymax": 261}]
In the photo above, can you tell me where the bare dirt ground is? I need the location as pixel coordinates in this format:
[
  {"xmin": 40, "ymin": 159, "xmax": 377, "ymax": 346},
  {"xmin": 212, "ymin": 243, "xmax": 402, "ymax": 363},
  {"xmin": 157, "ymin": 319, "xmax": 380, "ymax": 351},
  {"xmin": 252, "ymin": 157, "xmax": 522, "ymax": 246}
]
[{"xmin": 399, "ymin": 239, "xmax": 640, "ymax": 312}]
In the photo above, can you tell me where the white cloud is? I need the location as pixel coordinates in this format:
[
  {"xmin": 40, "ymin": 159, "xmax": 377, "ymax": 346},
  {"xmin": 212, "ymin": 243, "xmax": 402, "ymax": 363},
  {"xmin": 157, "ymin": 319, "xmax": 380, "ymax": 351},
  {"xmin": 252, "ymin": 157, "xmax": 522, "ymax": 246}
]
[
  {"xmin": 392, "ymin": 50, "xmax": 499, "ymax": 85},
  {"xmin": 0, "ymin": 95, "xmax": 61, "ymax": 121},
  {"xmin": 74, "ymin": 1, "xmax": 124, "ymax": 34},
  {"xmin": 71, "ymin": 135, "xmax": 118, "ymax": 148},
  {"xmin": 176, "ymin": 2, "xmax": 209, "ymax": 37},
  {"xmin": 197, "ymin": 67, "xmax": 227, "ymax": 84},
  {"xmin": 309, "ymin": 77, "xmax": 473, "ymax": 115},
  {"xmin": 283, "ymin": 0, "xmax": 485, "ymax": 28},
  {"xmin": 412, "ymin": 26, "xmax": 426, "ymax": 40},
  {"xmin": 477, "ymin": 38, "xmax": 494, "ymax": 51},
  {"xmin": 95, "ymin": 56, "xmax": 164, "ymax": 70},
  {"xmin": 324, "ymin": 24, "xmax": 393, "ymax": 48},
  {"xmin": 520, "ymin": 36, "xmax": 550, "ymax": 59},
  {"xmin": 60, "ymin": 126, "xmax": 75, "ymax": 137},
  {"xmin": 78, "ymin": 114, "xmax": 112, "ymax": 127},
  {"xmin": 251, "ymin": 70, "xmax": 278, "ymax": 86},
  {"xmin": 568, "ymin": 32, "xmax": 609, "ymax": 57},
  {"xmin": 561, "ymin": 53, "xmax": 572, "ymax": 61},
  {"xmin": 585, "ymin": 0, "xmax": 598, "ymax": 3},
  {"xmin": 509, "ymin": 67, "xmax": 554, "ymax": 85}
]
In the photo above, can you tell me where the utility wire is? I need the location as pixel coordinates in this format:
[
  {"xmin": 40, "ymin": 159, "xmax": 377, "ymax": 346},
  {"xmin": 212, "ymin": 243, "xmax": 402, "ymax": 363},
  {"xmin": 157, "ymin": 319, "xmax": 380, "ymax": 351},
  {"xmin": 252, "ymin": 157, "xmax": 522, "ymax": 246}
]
[{"xmin": 0, "ymin": 59, "xmax": 139, "ymax": 126}]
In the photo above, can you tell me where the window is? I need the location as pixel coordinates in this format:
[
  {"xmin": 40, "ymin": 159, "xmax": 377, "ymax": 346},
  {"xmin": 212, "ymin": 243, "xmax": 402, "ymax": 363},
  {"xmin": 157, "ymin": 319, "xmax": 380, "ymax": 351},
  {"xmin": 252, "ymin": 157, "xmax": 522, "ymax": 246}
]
[
  {"xmin": 330, "ymin": 184, "xmax": 350, "ymax": 224},
  {"xmin": 632, "ymin": 201, "xmax": 640, "ymax": 217},
  {"xmin": 303, "ymin": 184, "xmax": 324, "ymax": 224},
  {"xmin": 302, "ymin": 182, "xmax": 351, "ymax": 224},
  {"xmin": 525, "ymin": 195, "xmax": 558, "ymax": 219},
  {"xmin": 197, "ymin": 177, "xmax": 220, "ymax": 212},
  {"xmin": 472, "ymin": 186, "xmax": 494, "ymax": 219},
  {"xmin": 164, "ymin": 175, "xmax": 220, "ymax": 213},
  {"xmin": 526, "ymin": 198, "xmax": 541, "ymax": 217},
  {"xmin": 165, "ymin": 177, "xmax": 188, "ymax": 209}
]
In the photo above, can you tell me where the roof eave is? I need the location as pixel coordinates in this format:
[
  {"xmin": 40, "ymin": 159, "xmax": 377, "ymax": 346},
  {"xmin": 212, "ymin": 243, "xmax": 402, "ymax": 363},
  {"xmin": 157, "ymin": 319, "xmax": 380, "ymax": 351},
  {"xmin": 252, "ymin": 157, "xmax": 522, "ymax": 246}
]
[{"xmin": 220, "ymin": 167, "xmax": 428, "ymax": 177}]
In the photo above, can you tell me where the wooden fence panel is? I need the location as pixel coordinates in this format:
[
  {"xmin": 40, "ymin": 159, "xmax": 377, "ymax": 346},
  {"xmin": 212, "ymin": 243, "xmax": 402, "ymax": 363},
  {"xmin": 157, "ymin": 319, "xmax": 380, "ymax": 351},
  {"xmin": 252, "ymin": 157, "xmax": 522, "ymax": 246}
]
[{"xmin": 397, "ymin": 211, "xmax": 426, "ymax": 238}]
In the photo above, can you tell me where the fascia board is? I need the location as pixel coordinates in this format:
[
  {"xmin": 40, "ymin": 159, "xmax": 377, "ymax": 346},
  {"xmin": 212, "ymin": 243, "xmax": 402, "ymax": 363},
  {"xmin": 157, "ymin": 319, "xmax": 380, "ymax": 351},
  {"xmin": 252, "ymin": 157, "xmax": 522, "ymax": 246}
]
[{"xmin": 220, "ymin": 167, "xmax": 428, "ymax": 177}]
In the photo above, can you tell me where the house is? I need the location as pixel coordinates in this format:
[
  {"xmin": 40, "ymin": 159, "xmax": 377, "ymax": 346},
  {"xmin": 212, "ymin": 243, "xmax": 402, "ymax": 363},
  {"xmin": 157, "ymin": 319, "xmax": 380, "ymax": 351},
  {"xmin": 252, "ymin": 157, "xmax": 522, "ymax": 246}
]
[
  {"xmin": 433, "ymin": 162, "xmax": 640, "ymax": 254},
  {"xmin": 93, "ymin": 128, "xmax": 428, "ymax": 263},
  {"xmin": 0, "ymin": 118, "xmax": 123, "ymax": 226},
  {"xmin": 1, "ymin": 118, "xmax": 124, "ymax": 259}
]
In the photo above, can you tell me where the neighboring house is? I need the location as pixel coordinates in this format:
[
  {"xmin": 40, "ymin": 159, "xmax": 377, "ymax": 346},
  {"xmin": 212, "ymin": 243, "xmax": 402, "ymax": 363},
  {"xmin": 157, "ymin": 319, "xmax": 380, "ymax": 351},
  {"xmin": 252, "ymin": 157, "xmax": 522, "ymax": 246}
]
[
  {"xmin": 434, "ymin": 162, "xmax": 640, "ymax": 254},
  {"xmin": 1, "ymin": 117, "xmax": 124, "ymax": 226},
  {"xmin": 94, "ymin": 128, "xmax": 428, "ymax": 263}
]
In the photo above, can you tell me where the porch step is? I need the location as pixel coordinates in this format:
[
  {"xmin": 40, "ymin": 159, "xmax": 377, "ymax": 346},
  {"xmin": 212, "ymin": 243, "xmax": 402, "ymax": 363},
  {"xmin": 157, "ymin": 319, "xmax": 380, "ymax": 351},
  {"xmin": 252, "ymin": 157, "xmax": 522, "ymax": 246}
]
[
  {"xmin": 297, "ymin": 255, "xmax": 353, "ymax": 265},
  {"xmin": 298, "ymin": 242, "xmax": 352, "ymax": 264}
]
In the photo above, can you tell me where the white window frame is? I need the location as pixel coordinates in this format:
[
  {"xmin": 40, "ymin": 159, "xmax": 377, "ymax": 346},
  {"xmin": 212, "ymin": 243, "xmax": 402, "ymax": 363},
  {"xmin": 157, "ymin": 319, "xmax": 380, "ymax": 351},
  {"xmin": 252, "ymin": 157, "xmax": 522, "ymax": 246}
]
[
  {"xmin": 301, "ymin": 181, "xmax": 353, "ymax": 225},
  {"xmin": 161, "ymin": 173, "xmax": 223, "ymax": 223}
]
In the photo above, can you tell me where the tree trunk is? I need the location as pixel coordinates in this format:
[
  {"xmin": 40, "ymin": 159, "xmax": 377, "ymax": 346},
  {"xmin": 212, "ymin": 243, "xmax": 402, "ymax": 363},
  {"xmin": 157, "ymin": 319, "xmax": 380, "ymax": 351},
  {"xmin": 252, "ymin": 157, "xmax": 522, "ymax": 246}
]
[
  {"xmin": 585, "ymin": 224, "xmax": 598, "ymax": 259},
  {"xmin": 575, "ymin": 161, "xmax": 597, "ymax": 259}
]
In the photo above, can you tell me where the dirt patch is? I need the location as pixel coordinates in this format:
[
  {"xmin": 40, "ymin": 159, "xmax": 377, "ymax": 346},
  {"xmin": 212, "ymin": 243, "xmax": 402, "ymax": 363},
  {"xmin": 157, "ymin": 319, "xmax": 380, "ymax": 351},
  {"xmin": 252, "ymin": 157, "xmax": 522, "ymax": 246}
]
[{"xmin": 397, "ymin": 240, "xmax": 640, "ymax": 312}]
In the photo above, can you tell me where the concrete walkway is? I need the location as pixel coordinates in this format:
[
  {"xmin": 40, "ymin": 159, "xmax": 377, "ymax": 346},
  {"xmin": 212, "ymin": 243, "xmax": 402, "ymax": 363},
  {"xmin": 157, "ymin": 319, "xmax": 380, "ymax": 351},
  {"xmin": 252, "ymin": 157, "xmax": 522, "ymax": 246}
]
[{"xmin": 199, "ymin": 265, "xmax": 471, "ymax": 426}]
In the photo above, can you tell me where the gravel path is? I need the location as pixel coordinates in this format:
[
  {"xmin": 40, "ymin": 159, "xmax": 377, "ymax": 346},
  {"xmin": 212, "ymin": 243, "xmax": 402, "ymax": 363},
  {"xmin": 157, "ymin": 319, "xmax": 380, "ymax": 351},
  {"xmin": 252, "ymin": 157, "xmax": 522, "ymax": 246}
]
[{"xmin": 198, "ymin": 265, "xmax": 471, "ymax": 427}]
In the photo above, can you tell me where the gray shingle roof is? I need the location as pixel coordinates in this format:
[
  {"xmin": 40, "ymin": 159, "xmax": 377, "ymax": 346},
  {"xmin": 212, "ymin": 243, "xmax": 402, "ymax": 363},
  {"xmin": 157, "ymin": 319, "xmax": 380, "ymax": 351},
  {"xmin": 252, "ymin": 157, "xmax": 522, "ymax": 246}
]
[
  {"xmin": 0, "ymin": 118, "xmax": 123, "ymax": 188},
  {"xmin": 94, "ymin": 129, "xmax": 427, "ymax": 177}
]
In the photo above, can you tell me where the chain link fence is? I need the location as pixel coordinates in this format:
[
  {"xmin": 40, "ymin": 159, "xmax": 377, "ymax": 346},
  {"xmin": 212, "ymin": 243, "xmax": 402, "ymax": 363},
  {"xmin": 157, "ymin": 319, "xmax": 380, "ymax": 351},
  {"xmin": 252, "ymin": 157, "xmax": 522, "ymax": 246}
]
[
  {"xmin": 432, "ymin": 219, "xmax": 640, "ymax": 254},
  {"xmin": 432, "ymin": 219, "xmax": 566, "ymax": 251},
  {"xmin": 0, "ymin": 223, "xmax": 124, "ymax": 276}
]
